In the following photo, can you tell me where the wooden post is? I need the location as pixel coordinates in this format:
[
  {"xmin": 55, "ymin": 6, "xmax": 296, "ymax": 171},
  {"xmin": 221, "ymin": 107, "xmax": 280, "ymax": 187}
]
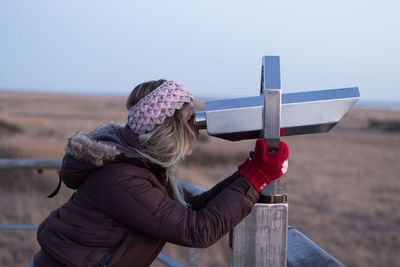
[{"xmin": 229, "ymin": 203, "xmax": 288, "ymax": 267}]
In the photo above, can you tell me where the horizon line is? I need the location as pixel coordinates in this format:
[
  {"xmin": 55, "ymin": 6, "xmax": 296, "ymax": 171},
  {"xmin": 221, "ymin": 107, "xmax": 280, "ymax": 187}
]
[{"xmin": 1, "ymin": 88, "xmax": 400, "ymax": 109}]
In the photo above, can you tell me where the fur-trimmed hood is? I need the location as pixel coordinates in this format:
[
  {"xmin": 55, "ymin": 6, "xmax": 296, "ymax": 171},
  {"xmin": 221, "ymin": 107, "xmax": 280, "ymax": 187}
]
[
  {"xmin": 60, "ymin": 122, "xmax": 164, "ymax": 190},
  {"xmin": 65, "ymin": 122, "xmax": 124, "ymax": 167}
]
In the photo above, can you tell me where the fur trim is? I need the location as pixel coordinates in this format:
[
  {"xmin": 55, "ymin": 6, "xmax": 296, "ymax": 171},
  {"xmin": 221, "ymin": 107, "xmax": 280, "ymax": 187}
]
[
  {"xmin": 88, "ymin": 121, "xmax": 124, "ymax": 137},
  {"xmin": 66, "ymin": 122, "xmax": 124, "ymax": 167}
]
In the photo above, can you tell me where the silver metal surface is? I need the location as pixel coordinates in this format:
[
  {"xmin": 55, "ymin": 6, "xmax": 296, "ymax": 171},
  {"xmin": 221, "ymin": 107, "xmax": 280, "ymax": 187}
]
[
  {"xmin": 156, "ymin": 254, "xmax": 185, "ymax": 267},
  {"xmin": 260, "ymin": 56, "xmax": 283, "ymax": 198},
  {"xmin": 261, "ymin": 181, "xmax": 287, "ymax": 199},
  {"xmin": 198, "ymin": 87, "xmax": 359, "ymax": 141},
  {"xmin": 261, "ymin": 55, "xmax": 282, "ymax": 148},
  {"xmin": 188, "ymin": 247, "xmax": 199, "ymax": 267},
  {"xmin": 287, "ymin": 227, "xmax": 345, "ymax": 267},
  {"xmin": 0, "ymin": 159, "xmax": 62, "ymax": 170},
  {"xmin": 202, "ymin": 55, "xmax": 359, "ymax": 267},
  {"xmin": 229, "ymin": 203, "xmax": 288, "ymax": 267},
  {"xmin": 194, "ymin": 111, "xmax": 207, "ymax": 130},
  {"xmin": 0, "ymin": 225, "xmax": 38, "ymax": 230},
  {"xmin": 263, "ymin": 89, "xmax": 281, "ymax": 148}
]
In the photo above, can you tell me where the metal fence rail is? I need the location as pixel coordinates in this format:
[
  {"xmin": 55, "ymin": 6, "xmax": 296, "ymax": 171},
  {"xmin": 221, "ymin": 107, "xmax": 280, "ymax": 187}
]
[
  {"xmin": 0, "ymin": 159, "xmax": 62, "ymax": 170},
  {"xmin": 0, "ymin": 225, "xmax": 38, "ymax": 230}
]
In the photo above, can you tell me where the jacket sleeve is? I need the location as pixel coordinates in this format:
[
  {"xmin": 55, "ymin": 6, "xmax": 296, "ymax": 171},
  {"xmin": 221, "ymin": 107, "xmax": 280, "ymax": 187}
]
[
  {"xmin": 98, "ymin": 171, "xmax": 259, "ymax": 248},
  {"xmin": 182, "ymin": 172, "xmax": 241, "ymax": 210}
]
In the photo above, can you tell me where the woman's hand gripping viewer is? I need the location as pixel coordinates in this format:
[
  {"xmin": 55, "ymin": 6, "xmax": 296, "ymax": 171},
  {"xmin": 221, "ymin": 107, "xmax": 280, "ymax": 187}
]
[{"xmin": 238, "ymin": 139, "xmax": 289, "ymax": 192}]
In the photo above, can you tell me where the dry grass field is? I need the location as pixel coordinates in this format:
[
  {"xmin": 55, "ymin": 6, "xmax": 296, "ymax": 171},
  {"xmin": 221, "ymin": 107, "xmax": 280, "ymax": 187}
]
[{"xmin": 0, "ymin": 91, "xmax": 399, "ymax": 267}]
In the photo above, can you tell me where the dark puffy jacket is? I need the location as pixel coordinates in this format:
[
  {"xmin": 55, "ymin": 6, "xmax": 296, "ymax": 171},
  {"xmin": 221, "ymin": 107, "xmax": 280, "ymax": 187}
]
[{"xmin": 33, "ymin": 122, "xmax": 259, "ymax": 267}]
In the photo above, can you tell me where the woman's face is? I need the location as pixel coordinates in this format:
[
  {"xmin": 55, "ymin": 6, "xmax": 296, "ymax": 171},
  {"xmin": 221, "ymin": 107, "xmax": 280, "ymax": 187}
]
[{"xmin": 185, "ymin": 102, "xmax": 199, "ymax": 155}]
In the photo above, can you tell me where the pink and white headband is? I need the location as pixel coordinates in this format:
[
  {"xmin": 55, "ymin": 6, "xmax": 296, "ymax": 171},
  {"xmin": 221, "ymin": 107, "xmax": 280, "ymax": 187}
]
[{"xmin": 127, "ymin": 80, "xmax": 193, "ymax": 135}]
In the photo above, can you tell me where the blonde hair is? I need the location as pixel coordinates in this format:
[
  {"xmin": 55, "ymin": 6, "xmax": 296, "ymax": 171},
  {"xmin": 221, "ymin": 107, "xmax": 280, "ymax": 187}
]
[{"xmin": 126, "ymin": 79, "xmax": 196, "ymax": 206}]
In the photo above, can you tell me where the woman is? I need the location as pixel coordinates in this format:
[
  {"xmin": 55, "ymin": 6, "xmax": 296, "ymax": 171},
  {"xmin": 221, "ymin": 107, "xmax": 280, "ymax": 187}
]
[{"xmin": 31, "ymin": 79, "xmax": 289, "ymax": 266}]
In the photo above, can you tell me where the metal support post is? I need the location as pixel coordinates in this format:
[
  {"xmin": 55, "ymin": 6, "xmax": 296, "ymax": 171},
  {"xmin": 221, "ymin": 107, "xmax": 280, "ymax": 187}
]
[
  {"xmin": 260, "ymin": 56, "xmax": 286, "ymax": 203},
  {"xmin": 194, "ymin": 55, "xmax": 359, "ymax": 267},
  {"xmin": 229, "ymin": 56, "xmax": 288, "ymax": 267}
]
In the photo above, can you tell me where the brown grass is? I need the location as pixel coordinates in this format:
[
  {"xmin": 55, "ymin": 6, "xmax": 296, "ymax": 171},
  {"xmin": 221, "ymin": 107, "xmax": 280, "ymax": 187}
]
[
  {"xmin": 0, "ymin": 119, "xmax": 23, "ymax": 136},
  {"xmin": 0, "ymin": 92, "xmax": 399, "ymax": 267},
  {"xmin": 367, "ymin": 118, "xmax": 400, "ymax": 133}
]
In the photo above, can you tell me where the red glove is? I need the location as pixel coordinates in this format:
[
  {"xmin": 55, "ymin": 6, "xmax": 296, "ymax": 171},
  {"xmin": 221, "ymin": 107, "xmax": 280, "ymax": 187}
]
[{"xmin": 238, "ymin": 139, "xmax": 289, "ymax": 192}]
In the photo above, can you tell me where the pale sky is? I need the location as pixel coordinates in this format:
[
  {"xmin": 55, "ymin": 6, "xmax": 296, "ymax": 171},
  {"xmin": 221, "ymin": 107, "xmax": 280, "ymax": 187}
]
[{"xmin": 0, "ymin": 0, "xmax": 399, "ymax": 102}]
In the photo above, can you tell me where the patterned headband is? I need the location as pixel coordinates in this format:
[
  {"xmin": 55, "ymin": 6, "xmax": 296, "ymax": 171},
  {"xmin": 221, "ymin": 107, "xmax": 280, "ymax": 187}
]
[{"xmin": 127, "ymin": 80, "xmax": 194, "ymax": 135}]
